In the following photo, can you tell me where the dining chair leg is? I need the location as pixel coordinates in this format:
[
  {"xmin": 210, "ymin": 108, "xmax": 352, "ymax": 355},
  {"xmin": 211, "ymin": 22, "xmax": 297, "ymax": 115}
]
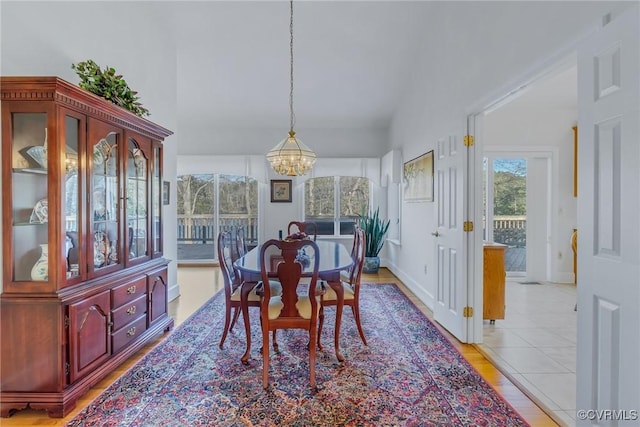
[
  {"xmin": 219, "ymin": 305, "xmax": 232, "ymax": 349},
  {"xmin": 327, "ymin": 280, "xmax": 345, "ymax": 362},
  {"xmin": 262, "ymin": 327, "xmax": 270, "ymax": 389},
  {"xmin": 309, "ymin": 328, "xmax": 317, "ymax": 388},
  {"xmin": 229, "ymin": 307, "xmax": 241, "ymax": 331},
  {"xmin": 240, "ymin": 285, "xmax": 253, "ymax": 365},
  {"xmin": 317, "ymin": 304, "xmax": 325, "ymax": 351},
  {"xmin": 351, "ymin": 304, "xmax": 368, "ymax": 346}
]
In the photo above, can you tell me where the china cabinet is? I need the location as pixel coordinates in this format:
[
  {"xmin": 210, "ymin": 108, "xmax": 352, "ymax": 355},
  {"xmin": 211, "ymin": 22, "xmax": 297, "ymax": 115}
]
[{"xmin": 0, "ymin": 77, "xmax": 173, "ymax": 418}]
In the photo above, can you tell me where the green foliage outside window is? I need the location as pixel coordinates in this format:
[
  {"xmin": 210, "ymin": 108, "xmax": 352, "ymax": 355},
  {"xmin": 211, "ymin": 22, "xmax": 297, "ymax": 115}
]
[
  {"xmin": 305, "ymin": 176, "xmax": 370, "ymax": 235},
  {"xmin": 176, "ymin": 174, "xmax": 257, "ymax": 216},
  {"xmin": 493, "ymin": 159, "xmax": 526, "ymax": 216},
  {"xmin": 177, "ymin": 175, "xmax": 215, "ymax": 215}
]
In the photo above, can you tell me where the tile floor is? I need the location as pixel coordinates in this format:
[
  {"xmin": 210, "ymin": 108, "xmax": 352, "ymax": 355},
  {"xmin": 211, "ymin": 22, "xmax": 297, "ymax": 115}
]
[{"xmin": 478, "ymin": 279, "xmax": 577, "ymax": 427}]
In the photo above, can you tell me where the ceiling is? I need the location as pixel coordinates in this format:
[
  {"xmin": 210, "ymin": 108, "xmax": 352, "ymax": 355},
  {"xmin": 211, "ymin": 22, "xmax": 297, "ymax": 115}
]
[
  {"xmin": 167, "ymin": 1, "xmax": 432, "ymax": 130},
  {"xmin": 164, "ymin": 1, "xmax": 580, "ymax": 134},
  {"xmin": 502, "ymin": 65, "xmax": 578, "ymax": 112},
  {"xmin": 0, "ymin": 0, "xmax": 584, "ymax": 154}
]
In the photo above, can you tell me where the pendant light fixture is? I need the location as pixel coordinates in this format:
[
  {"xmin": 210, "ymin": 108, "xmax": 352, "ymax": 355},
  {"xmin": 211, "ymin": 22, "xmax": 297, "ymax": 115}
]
[{"xmin": 266, "ymin": 0, "xmax": 316, "ymax": 176}]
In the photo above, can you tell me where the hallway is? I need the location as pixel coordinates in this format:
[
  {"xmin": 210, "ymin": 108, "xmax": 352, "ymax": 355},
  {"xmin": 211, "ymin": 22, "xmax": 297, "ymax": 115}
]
[{"xmin": 479, "ymin": 279, "xmax": 577, "ymax": 426}]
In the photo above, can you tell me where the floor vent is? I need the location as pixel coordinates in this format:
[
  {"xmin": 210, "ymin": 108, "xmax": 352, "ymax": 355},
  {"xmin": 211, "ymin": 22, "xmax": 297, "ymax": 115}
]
[{"xmin": 518, "ymin": 281, "xmax": 541, "ymax": 285}]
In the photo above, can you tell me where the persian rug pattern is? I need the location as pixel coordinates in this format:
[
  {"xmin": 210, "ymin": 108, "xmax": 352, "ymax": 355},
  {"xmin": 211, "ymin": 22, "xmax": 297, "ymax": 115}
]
[{"xmin": 67, "ymin": 283, "xmax": 529, "ymax": 426}]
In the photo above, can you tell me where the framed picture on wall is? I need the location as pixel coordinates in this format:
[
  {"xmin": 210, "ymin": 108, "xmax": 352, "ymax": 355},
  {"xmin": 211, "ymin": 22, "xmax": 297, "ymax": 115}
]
[
  {"xmin": 403, "ymin": 150, "xmax": 434, "ymax": 202},
  {"xmin": 270, "ymin": 179, "xmax": 292, "ymax": 203}
]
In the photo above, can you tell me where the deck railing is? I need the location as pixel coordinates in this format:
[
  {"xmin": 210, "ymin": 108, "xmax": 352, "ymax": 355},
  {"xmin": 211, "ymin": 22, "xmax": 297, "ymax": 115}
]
[
  {"xmin": 489, "ymin": 215, "xmax": 526, "ymax": 247},
  {"xmin": 177, "ymin": 214, "xmax": 258, "ymax": 245}
]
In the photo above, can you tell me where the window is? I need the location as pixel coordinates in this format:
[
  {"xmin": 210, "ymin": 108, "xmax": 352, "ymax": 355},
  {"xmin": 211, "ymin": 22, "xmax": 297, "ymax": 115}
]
[
  {"xmin": 304, "ymin": 176, "xmax": 370, "ymax": 236},
  {"xmin": 176, "ymin": 174, "xmax": 258, "ymax": 261},
  {"xmin": 483, "ymin": 157, "xmax": 527, "ymax": 274}
]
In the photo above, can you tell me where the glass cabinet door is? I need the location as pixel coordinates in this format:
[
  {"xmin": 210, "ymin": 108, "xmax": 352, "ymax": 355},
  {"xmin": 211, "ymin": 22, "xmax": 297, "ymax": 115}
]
[
  {"xmin": 63, "ymin": 113, "xmax": 82, "ymax": 282},
  {"xmin": 90, "ymin": 125, "xmax": 121, "ymax": 274},
  {"xmin": 10, "ymin": 113, "xmax": 49, "ymax": 282},
  {"xmin": 126, "ymin": 138, "xmax": 149, "ymax": 261},
  {"xmin": 152, "ymin": 143, "xmax": 162, "ymax": 256}
]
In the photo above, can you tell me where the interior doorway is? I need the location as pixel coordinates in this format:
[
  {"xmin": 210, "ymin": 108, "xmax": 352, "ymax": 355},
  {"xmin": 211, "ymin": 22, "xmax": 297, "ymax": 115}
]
[{"xmin": 476, "ymin": 63, "xmax": 579, "ymax": 426}]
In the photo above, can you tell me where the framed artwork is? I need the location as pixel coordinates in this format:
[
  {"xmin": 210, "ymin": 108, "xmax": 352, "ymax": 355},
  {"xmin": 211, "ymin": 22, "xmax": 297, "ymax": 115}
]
[
  {"xmin": 270, "ymin": 179, "xmax": 292, "ymax": 203},
  {"xmin": 163, "ymin": 181, "xmax": 170, "ymax": 205},
  {"xmin": 403, "ymin": 151, "xmax": 434, "ymax": 202}
]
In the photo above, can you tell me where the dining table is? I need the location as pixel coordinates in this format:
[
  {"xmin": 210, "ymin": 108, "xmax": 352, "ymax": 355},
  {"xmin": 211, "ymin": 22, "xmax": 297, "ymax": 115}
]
[{"xmin": 234, "ymin": 239, "xmax": 353, "ymax": 362}]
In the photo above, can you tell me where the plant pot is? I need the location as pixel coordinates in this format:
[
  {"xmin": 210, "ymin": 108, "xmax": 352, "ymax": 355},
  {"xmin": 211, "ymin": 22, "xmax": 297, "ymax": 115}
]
[{"xmin": 363, "ymin": 256, "xmax": 380, "ymax": 274}]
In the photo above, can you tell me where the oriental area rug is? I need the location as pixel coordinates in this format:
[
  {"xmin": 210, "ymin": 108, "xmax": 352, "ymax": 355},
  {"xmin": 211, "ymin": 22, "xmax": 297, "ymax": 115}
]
[{"xmin": 66, "ymin": 283, "xmax": 529, "ymax": 426}]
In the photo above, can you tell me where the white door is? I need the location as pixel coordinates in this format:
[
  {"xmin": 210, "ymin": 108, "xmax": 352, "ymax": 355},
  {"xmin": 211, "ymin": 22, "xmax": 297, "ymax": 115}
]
[
  {"xmin": 433, "ymin": 133, "xmax": 470, "ymax": 342},
  {"xmin": 576, "ymin": 4, "xmax": 639, "ymax": 424}
]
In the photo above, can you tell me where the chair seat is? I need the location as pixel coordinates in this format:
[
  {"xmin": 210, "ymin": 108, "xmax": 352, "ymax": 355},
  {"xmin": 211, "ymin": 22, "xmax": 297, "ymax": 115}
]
[
  {"xmin": 267, "ymin": 294, "xmax": 321, "ymax": 319},
  {"xmin": 231, "ymin": 280, "xmax": 282, "ymax": 302},
  {"xmin": 319, "ymin": 281, "xmax": 355, "ymax": 301},
  {"xmin": 340, "ymin": 270, "xmax": 351, "ymax": 283}
]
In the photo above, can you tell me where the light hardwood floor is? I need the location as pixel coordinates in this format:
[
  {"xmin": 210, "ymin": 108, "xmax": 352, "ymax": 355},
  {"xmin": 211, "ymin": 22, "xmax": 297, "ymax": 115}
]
[{"xmin": 1, "ymin": 267, "xmax": 558, "ymax": 426}]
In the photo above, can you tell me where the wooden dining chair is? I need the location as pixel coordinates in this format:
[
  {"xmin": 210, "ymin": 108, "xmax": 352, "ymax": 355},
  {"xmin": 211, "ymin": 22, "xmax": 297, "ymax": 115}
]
[
  {"xmin": 259, "ymin": 238, "xmax": 322, "ymax": 389},
  {"xmin": 236, "ymin": 226, "xmax": 248, "ymax": 259},
  {"xmin": 234, "ymin": 226, "xmax": 248, "ymax": 282},
  {"xmin": 340, "ymin": 224, "xmax": 361, "ymax": 283},
  {"xmin": 217, "ymin": 231, "xmax": 281, "ymax": 365},
  {"xmin": 287, "ymin": 221, "xmax": 318, "ymax": 240},
  {"xmin": 318, "ymin": 228, "xmax": 368, "ymax": 348}
]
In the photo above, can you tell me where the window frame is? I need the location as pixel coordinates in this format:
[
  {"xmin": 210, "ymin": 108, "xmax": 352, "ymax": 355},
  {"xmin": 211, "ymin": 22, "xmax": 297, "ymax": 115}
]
[
  {"xmin": 303, "ymin": 176, "xmax": 372, "ymax": 237},
  {"xmin": 176, "ymin": 173, "xmax": 258, "ymax": 262}
]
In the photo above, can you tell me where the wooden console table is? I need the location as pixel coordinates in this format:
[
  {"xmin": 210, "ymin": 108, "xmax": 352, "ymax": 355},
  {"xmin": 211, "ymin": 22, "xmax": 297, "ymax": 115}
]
[{"xmin": 483, "ymin": 242, "xmax": 507, "ymax": 323}]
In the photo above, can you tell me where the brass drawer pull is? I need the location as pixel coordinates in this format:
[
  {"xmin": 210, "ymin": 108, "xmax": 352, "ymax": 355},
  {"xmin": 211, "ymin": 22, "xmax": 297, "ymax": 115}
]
[
  {"xmin": 126, "ymin": 285, "xmax": 136, "ymax": 294},
  {"xmin": 126, "ymin": 327, "xmax": 136, "ymax": 337},
  {"xmin": 126, "ymin": 306, "xmax": 136, "ymax": 315}
]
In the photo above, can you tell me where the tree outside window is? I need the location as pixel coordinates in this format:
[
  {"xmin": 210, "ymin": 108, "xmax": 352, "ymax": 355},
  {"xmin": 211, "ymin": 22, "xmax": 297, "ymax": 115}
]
[
  {"xmin": 305, "ymin": 176, "xmax": 370, "ymax": 235},
  {"xmin": 176, "ymin": 174, "xmax": 257, "ymax": 261}
]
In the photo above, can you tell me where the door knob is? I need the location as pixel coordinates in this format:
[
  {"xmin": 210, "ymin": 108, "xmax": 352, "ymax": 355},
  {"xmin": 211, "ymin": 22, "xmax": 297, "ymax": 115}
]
[{"xmin": 431, "ymin": 231, "xmax": 440, "ymax": 237}]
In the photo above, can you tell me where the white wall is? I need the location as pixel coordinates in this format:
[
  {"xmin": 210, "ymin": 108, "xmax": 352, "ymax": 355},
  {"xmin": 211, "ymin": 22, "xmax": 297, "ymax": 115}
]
[
  {"xmin": 0, "ymin": 2, "xmax": 179, "ymax": 297},
  {"xmin": 387, "ymin": 1, "xmax": 622, "ymax": 308},
  {"xmin": 176, "ymin": 125, "xmax": 389, "ymax": 158}
]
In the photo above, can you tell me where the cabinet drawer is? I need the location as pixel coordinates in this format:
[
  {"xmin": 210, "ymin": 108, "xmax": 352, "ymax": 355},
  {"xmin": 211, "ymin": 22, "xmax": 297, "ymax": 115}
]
[
  {"xmin": 111, "ymin": 315, "xmax": 147, "ymax": 354},
  {"xmin": 112, "ymin": 276, "xmax": 147, "ymax": 308},
  {"xmin": 111, "ymin": 294, "xmax": 147, "ymax": 331}
]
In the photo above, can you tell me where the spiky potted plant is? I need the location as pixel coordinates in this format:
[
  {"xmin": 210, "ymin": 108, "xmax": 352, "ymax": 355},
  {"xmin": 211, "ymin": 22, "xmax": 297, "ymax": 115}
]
[{"xmin": 358, "ymin": 207, "xmax": 390, "ymax": 274}]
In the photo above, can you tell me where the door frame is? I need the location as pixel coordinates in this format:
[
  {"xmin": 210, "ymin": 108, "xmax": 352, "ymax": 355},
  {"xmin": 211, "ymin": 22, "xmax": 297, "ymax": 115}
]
[
  {"xmin": 482, "ymin": 148, "xmax": 557, "ymax": 281},
  {"xmin": 467, "ymin": 59, "xmax": 577, "ymax": 343}
]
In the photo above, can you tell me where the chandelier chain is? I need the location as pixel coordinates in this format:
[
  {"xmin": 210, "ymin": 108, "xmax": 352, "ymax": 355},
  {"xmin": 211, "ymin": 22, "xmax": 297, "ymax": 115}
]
[
  {"xmin": 289, "ymin": 0, "xmax": 295, "ymax": 132},
  {"xmin": 266, "ymin": 0, "xmax": 315, "ymax": 176}
]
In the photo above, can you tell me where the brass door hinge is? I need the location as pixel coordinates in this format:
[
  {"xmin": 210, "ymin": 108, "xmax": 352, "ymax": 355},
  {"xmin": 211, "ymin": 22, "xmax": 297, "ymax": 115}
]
[
  {"xmin": 463, "ymin": 221, "xmax": 474, "ymax": 232},
  {"xmin": 65, "ymin": 362, "xmax": 70, "ymax": 375},
  {"xmin": 64, "ymin": 315, "xmax": 70, "ymax": 329},
  {"xmin": 463, "ymin": 306, "xmax": 474, "ymax": 317},
  {"xmin": 463, "ymin": 135, "xmax": 474, "ymax": 147}
]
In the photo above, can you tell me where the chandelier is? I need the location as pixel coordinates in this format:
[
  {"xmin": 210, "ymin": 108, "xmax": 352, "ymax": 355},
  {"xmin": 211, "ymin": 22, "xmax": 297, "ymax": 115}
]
[{"xmin": 266, "ymin": 0, "xmax": 316, "ymax": 176}]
